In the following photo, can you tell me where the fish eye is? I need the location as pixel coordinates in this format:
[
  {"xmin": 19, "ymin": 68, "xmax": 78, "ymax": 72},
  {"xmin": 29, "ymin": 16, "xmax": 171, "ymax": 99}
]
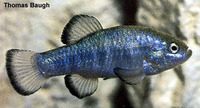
[{"xmin": 169, "ymin": 43, "xmax": 179, "ymax": 54}]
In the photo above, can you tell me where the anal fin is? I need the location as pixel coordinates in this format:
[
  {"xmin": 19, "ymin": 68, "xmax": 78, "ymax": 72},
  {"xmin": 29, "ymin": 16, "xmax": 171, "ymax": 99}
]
[
  {"xmin": 114, "ymin": 67, "xmax": 145, "ymax": 85},
  {"xmin": 64, "ymin": 74, "xmax": 98, "ymax": 99}
]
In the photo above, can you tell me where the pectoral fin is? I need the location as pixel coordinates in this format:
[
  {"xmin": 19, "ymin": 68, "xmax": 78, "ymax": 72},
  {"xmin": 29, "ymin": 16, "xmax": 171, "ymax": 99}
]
[
  {"xmin": 114, "ymin": 67, "xmax": 145, "ymax": 85},
  {"xmin": 64, "ymin": 74, "xmax": 98, "ymax": 99}
]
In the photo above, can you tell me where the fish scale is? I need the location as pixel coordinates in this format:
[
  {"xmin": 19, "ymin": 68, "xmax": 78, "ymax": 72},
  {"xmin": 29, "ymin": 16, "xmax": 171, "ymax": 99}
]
[
  {"xmin": 35, "ymin": 27, "xmax": 149, "ymax": 78},
  {"xmin": 6, "ymin": 15, "xmax": 192, "ymax": 99}
]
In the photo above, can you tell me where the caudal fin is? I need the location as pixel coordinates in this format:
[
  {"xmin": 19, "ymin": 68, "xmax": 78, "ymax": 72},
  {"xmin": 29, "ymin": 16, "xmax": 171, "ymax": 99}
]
[{"xmin": 6, "ymin": 49, "xmax": 47, "ymax": 95}]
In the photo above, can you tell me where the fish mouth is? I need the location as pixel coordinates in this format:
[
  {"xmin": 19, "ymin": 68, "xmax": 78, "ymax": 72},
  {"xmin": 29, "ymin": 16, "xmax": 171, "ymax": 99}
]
[{"xmin": 186, "ymin": 49, "xmax": 192, "ymax": 59}]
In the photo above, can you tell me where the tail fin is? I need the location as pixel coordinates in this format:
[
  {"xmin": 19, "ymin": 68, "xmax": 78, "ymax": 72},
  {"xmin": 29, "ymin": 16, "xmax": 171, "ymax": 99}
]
[{"xmin": 6, "ymin": 49, "xmax": 47, "ymax": 95}]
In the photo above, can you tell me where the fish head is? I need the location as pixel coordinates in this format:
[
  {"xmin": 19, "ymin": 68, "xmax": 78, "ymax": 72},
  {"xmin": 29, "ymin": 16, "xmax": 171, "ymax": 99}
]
[{"xmin": 146, "ymin": 33, "xmax": 192, "ymax": 74}]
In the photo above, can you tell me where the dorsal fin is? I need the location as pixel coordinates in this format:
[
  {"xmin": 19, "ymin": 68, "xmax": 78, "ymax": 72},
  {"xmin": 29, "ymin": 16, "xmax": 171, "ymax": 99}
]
[{"xmin": 61, "ymin": 15, "xmax": 103, "ymax": 45}]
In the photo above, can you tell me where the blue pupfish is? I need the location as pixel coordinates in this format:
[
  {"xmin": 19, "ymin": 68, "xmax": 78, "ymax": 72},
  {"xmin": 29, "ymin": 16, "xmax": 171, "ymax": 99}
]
[{"xmin": 6, "ymin": 15, "xmax": 192, "ymax": 99}]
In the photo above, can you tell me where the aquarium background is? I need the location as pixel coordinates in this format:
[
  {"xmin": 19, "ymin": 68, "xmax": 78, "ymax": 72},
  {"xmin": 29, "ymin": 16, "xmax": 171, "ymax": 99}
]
[{"xmin": 0, "ymin": 0, "xmax": 200, "ymax": 108}]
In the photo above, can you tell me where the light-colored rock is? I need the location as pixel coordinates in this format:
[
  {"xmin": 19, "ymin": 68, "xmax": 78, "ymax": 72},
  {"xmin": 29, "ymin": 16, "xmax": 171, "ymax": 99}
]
[
  {"xmin": 0, "ymin": 0, "xmax": 121, "ymax": 108},
  {"xmin": 136, "ymin": 0, "xmax": 192, "ymax": 108},
  {"xmin": 1, "ymin": 0, "xmax": 200, "ymax": 108},
  {"xmin": 179, "ymin": 0, "xmax": 200, "ymax": 107}
]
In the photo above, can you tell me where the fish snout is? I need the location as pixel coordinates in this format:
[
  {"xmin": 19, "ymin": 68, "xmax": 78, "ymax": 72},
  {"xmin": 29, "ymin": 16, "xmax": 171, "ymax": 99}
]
[{"xmin": 186, "ymin": 49, "xmax": 192, "ymax": 59}]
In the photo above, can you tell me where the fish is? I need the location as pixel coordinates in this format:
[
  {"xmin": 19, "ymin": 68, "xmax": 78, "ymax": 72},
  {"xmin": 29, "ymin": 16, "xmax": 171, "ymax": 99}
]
[{"xmin": 6, "ymin": 14, "xmax": 192, "ymax": 99}]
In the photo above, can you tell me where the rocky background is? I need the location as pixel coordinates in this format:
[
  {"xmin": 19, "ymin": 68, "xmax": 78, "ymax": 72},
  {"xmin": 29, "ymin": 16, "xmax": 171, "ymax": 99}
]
[{"xmin": 0, "ymin": 0, "xmax": 200, "ymax": 108}]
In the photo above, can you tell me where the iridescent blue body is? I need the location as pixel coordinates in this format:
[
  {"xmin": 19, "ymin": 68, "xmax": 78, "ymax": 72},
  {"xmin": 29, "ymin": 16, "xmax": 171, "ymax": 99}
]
[
  {"xmin": 36, "ymin": 26, "xmax": 175, "ymax": 78},
  {"xmin": 6, "ymin": 15, "xmax": 192, "ymax": 98}
]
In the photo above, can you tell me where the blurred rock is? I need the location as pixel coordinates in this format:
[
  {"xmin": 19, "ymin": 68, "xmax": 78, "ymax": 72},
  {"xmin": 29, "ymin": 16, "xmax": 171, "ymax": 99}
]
[
  {"xmin": 0, "ymin": 0, "xmax": 121, "ymax": 108},
  {"xmin": 134, "ymin": 0, "xmax": 184, "ymax": 108},
  {"xmin": 1, "ymin": 0, "xmax": 200, "ymax": 108},
  {"xmin": 136, "ymin": 0, "xmax": 200, "ymax": 108},
  {"xmin": 179, "ymin": 0, "xmax": 200, "ymax": 107}
]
